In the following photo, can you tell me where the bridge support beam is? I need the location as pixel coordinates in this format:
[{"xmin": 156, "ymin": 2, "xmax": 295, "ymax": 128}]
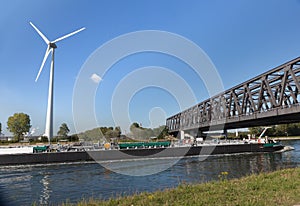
[
  {"xmin": 180, "ymin": 130, "xmax": 185, "ymax": 140},
  {"xmin": 179, "ymin": 129, "xmax": 203, "ymax": 140},
  {"xmin": 224, "ymin": 129, "xmax": 228, "ymax": 139},
  {"xmin": 197, "ymin": 130, "xmax": 203, "ymax": 138}
]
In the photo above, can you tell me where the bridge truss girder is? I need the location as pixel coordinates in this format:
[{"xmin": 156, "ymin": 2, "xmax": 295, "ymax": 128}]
[{"xmin": 166, "ymin": 57, "xmax": 300, "ymax": 133}]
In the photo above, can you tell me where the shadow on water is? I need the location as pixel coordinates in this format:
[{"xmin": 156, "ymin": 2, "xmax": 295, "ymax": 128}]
[{"xmin": 0, "ymin": 140, "xmax": 298, "ymax": 205}]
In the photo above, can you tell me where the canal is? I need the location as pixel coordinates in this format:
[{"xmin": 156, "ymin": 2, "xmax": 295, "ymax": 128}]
[{"xmin": 0, "ymin": 140, "xmax": 299, "ymax": 205}]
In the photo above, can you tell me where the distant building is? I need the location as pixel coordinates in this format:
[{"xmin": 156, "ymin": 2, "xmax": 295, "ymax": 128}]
[
  {"xmin": 0, "ymin": 136, "xmax": 13, "ymax": 141},
  {"xmin": 0, "ymin": 135, "xmax": 41, "ymax": 142}
]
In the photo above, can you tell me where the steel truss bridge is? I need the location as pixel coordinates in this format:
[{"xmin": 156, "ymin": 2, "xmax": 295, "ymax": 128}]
[{"xmin": 166, "ymin": 57, "xmax": 300, "ymax": 135}]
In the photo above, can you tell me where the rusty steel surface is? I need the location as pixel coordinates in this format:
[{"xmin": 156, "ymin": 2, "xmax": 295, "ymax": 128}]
[{"xmin": 166, "ymin": 57, "xmax": 300, "ymax": 133}]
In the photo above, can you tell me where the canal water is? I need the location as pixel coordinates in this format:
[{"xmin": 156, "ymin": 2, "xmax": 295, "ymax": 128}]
[{"xmin": 0, "ymin": 140, "xmax": 299, "ymax": 205}]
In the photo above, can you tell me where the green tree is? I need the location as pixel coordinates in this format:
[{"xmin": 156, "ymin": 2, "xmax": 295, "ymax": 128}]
[
  {"xmin": 157, "ymin": 126, "xmax": 169, "ymax": 139},
  {"xmin": 104, "ymin": 127, "xmax": 122, "ymax": 139},
  {"xmin": 129, "ymin": 123, "xmax": 170, "ymax": 139},
  {"xmin": 57, "ymin": 123, "xmax": 70, "ymax": 138},
  {"xmin": 268, "ymin": 126, "xmax": 277, "ymax": 136},
  {"xmin": 105, "ymin": 130, "xmax": 114, "ymax": 139},
  {"xmin": 287, "ymin": 123, "xmax": 300, "ymax": 136},
  {"xmin": 276, "ymin": 124, "xmax": 289, "ymax": 136},
  {"xmin": 249, "ymin": 124, "xmax": 300, "ymax": 137},
  {"xmin": 249, "ymin": 126, "xmax": 263, "ymax": 136},
  {"xmin": 0, "ymin": 122, "xmax": 2, "ymax": 135},
  {"xmin": 68, "ymin": 134, "xmax": 79, "ymax": 142},
  {"xmin": 40, "ymin": 136, "xmax": 49, "ymax": 142},
  {"xmin": 130, "ymin": 122, "xmax": 144, "ymax": 139},
  {"xmin": 77, "ymin": 127, "xmax": 106, "ymax": 141},
  {"xmin": 130, "ymin": 122, "xmax": 140, "ymax": 132},
  {"xmin": 100, "ymin": 127, "xmax": 109, "ymax": 136},
  {"xmin": 114, "ymin": 126, "xmax": 121, "ymax": 137},
  {"xmin": 7, "ymin": 113, "xmax": 31, "ymax": 142}
]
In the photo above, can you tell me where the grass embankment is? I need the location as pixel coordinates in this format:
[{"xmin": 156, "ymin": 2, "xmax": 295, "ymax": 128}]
[
  {"xmin": 65, "ymin": 167, "xmax": 300, "ymax": 206},
  {"xmin": 273, "ymin": 136, "xmax": 300, "ymax": 140}
]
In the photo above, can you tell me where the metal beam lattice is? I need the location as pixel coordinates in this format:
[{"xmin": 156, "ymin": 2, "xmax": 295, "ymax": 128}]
[{"xmin": 166, "ymin": 57, "xmax": 300, "ymax": 132}]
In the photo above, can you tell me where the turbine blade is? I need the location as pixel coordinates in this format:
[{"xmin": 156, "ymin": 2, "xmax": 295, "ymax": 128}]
[
  {"xmin": 52, "ymin": 27, "xmax": 85, "ymax": 43},
  {"xmin": 30, "ymin": 22, "xmax": 50, "ymax": 44},
  {"xmin": 35, "ymin": 46, "xmax": 51, "ymax": 82}
]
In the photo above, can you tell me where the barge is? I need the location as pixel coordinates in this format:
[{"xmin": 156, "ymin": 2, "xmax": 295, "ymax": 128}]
[{"xmin": 0, "ymin": 140, "xmax": 286, "ymax": 166}]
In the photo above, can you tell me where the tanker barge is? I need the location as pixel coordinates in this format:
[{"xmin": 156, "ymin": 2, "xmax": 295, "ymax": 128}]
[{"xmin": 0, "ymin": 139, "xmax": 286, "ymax": 165}]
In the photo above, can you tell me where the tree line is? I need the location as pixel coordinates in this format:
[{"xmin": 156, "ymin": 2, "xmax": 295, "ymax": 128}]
[
  {"xmin": 1, "ymin": 112, "xmax": 72, "ymax": 142},
  {"xmin": 5, "ymin": 112, "xmax": 299, "ymax": 143},
  {"xmin": 129, "ymin": 122, "xmax": 168, "ymax": 140},
  {"xmin": 2, "ymin": 113, "xmax": 171, "ymax": 143},
  {"xmin": 77, "ymin": 126, "xmax": 121, "ymax": 142},
  {"xmin": 76, "ymin": 123, "xmax": 169, "ymax": 142},
  {"xmin": 249, "ymin": 123, "xmax": 300, "ymax": 137}
]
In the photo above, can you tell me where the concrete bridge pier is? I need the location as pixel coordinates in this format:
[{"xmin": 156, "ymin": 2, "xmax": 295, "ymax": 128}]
[
  {"xmin": 180, "ymin": 130, "xmax": 185, "ymax": 140},
  {"xmin": 180, "ymin": 129, "xmax": 204, "ymax": 140},
  {"xmin": 224, "ymin": 129, "xmax": 228, "ymax": 139}
]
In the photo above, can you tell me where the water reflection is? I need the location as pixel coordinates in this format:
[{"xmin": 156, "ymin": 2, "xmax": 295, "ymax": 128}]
[
  {"xmin": 39, "ymin": 174, "xmax": 51, "ymax": 205},
  {"xmin": 101, "ymin": 157, "xmax": 182, "ymax": 176}
]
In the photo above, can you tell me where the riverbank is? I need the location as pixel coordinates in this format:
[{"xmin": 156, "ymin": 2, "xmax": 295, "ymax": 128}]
[
  {"xmin": 65, "ymin": 167, "xmax": 300, "ymax": 206},
  {"xmin": 272, "ymin": 136, "xmax": 300, "ymax": 140}
]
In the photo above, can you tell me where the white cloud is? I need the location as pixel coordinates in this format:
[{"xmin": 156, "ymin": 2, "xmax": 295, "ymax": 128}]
[{"xmin": 90, "ymin": 73, "xmax": 102, "ymax": 84}]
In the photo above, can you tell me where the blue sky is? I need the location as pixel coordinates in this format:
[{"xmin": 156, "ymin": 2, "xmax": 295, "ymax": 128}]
[{"xmin": 1, "ymin": 0, "xmax": 300, "ymax": 136}]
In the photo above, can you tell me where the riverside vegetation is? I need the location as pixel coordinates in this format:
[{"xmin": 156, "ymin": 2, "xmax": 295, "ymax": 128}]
[
  {"xmin": 2, "ymin": 112, "xmax": 300, "ymax": 143},
  {"xmin": 61, "ymin": 167, "xmax": 300, "ymax": 206}
]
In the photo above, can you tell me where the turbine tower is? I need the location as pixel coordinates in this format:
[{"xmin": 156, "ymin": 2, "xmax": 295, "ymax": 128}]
[{"xmin": 30, "ymin": 22, "xmax": 85, "ymax": 143}]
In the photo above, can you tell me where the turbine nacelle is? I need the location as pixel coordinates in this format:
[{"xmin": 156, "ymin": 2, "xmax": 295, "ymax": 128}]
[{"xmin": 49, "ymin": 43, "xmax": 57, "ymax": 49}]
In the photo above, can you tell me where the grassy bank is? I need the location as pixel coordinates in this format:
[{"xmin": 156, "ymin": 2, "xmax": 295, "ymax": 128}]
[
  {"xmin": 273, "ymin": 136, "xmax": 300, "ymax": 140},
  {"xmin": 64, "ymin": 167, "xmax": 300, "ymax": 206}
]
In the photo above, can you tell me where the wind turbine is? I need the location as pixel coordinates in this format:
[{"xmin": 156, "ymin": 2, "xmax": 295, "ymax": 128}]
[{"xmin": 30, "ymin": 22, "xmax": 85, "ymax": 144}]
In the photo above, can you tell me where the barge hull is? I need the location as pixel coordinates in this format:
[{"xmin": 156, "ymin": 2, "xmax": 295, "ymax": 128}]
[
  {"xmin": 88, "ymin": 143, "xmax": 284, "ymax": 162},
  {"xmin": 0, "ymin": 143, "xmax": 284, "ymax": 165},
  {"xmin": 0, "ymin": 151, "xmax": 93, "ymax": 165}
]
